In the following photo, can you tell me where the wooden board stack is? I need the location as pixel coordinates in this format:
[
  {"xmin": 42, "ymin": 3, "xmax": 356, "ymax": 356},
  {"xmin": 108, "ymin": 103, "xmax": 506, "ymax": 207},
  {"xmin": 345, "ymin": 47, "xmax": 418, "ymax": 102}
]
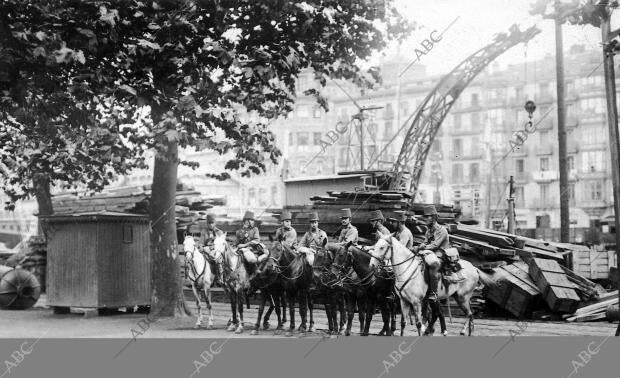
[
  {"xmin": 484, "ymin": 261, "xmax": 543, "ymax": 318},
  {"xmin": 527, "ymin": 258, "xmax": 581, "ymax": 314},
  {"xmin": 564, "ymin": 290, "xmax": 619, "ymax": 322}
]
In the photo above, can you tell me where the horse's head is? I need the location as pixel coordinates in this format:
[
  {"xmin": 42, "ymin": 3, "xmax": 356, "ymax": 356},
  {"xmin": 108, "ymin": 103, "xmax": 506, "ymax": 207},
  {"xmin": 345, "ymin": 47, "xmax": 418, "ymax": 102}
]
[
  {"xmin": 330, "ymin": 241, "xmax": 353, "ymax": 277},
  {"xmin": 183, "ymin": 235, "xmax": 196, "ymax": 254},
  {"xmin": 369, "ymin": 234, "xmax": 393, "ymax": 270},
  {"xmin": 212, "ymin": 232, "xmax": 229, "ymax": 258}
]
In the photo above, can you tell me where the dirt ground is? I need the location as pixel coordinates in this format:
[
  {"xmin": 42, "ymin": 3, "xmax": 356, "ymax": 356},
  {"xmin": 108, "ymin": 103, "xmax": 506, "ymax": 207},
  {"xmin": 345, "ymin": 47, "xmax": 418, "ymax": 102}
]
[{"xmin": 0, "ymin": 294, "xmax": 617, "ymax": 339}]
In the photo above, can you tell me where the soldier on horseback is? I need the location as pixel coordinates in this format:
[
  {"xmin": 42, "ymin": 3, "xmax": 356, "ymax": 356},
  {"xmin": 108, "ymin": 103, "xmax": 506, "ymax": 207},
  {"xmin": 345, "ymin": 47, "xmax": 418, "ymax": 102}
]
[
  {"xmin": 391, "ymin": 211, "xmax": 414, "ymax": 249},
  {"xmin": 412, "ymin": 205, "xmax": 449, "ymax": 302},
  {"xmin": 369, "ymin": 210, "xmax": 390, "ymax": 240},
  {"xmin": 299, "ymin": 212, "xmax": 328, "ymax": 250},
  {"xmin": 337, "ymin": 208, "xmax": 358, "ymax": 245},
  {"xmin": 274, "ymin": 210, "xmax": 297, "ymax": 249},
  {"xmin": 236, "ymin": 210, "xmax": 268, "ymax": 271},
  {"xmin": 200, "ymin": 213, "xmax": 224, "ymax": 285}
]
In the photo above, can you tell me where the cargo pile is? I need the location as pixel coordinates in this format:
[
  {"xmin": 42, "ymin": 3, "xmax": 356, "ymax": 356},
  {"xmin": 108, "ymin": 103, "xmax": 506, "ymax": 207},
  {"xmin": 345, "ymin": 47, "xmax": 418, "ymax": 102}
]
[
  {"xmin": 51, "ymin": 183, "xmax": 222, "ymax": 231},
  {"xmin": 451, "ymin": 226, "xmax": 616, "ymax": 322}
]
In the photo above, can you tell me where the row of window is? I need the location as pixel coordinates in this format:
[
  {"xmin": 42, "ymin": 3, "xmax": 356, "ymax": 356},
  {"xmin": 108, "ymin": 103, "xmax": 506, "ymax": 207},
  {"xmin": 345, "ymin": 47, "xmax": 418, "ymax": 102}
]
[
  {"xmin": 513, "ymin": 151, "xmax": 607, "ymax": 174},
  {"xmin": 245, "ymin": 185, "xmax": 280, "ymax": 207}
]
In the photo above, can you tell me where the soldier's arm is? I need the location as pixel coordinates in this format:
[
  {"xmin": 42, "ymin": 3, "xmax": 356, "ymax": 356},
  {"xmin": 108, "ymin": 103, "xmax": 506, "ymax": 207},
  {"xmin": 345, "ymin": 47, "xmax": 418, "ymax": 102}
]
[
  {"xmin": 425, "ymin": 227, "xmax": 448, "ymax": 251},
  {"xmin": 346, "ymin": 228, "xmax": 358, "ymax": 243},
  {"xmin": 299, "ymin": 232, "xmax": 310, "ymax": 247},
  {"xmin": 248, "ymin": 228, "xmax": 261, "ymax": 245}
]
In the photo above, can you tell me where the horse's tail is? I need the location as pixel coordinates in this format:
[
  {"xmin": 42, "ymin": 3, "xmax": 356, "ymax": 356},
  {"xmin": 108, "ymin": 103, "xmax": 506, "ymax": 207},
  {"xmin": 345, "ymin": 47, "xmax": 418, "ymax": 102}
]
[{"xmin": 475, "ymin": 268, "xmax": 497, "ymax": 288}]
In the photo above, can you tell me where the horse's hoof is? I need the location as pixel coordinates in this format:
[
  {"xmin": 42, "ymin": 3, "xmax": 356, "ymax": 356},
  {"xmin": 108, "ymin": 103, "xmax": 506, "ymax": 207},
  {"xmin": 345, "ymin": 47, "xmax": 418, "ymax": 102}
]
[
  {"xmin": 250, "ymin": 329, "xmax": 258, "ymax": 336},
  {"xmin": 460, "ymin": 330, "xmax": 466, "ymax": 336},
  {"xmin": 262, "ymin": 321, "xmax": 270, "ymax": 330},
  {"xmin": 235, "ymin": 325, "xmax": 244, "ymax": 334},
  {"xmin": 208, "ymin": 323, "xmax": 214, "ymax": 330},
  {"xmin": 442, "ymin": 330, "xmax": 448, "ymax": 336},
  {"xmin": 344, "ymin": 330, "xmax": 350, "ymax": 336},
  {"xmin": 308, "ymin": 325, "xmax": 315, "ymax": 333},
  {"xmin": 423, "ymin": 327, "xmax": 435, "ymax": 336},
  {"xmin": 285, "ymin": 330, "xmax": 293, "ymax": 337},
  {"xmin": 226, "ymin": 324, "xmax": 236, "ymax": 332},
  {"xmin": 194, "ymin": 324, "xmax": 202, "ymax": 329}
]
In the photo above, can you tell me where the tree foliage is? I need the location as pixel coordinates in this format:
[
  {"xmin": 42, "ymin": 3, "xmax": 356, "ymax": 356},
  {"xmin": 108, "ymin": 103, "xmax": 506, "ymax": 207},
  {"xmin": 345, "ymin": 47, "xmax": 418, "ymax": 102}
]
[
  {"xmin": 1, "ymin": 0, "xmax": 413, "ymax": 198},
  {"xmin": 529, "ymin": 0, "xmax": 618, "ymax": 27},
  {"xmin": 0, "ymin": 1, "xmax": 150, "ymax": 210}
]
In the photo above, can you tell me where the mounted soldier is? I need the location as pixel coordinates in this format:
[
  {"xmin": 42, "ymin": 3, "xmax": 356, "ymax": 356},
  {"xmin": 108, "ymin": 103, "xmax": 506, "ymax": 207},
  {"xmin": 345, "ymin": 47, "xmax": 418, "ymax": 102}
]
[
  {"xmin": 337, "ymin": 208, "xmax": 358, "ymax": 245},
  {"xmin": 412, "ymin": 205, "xmax": 449, "ymax": 302},
  {"xmin": 200, "ymin": 213, "xmax": 224, "ymax": 285},
  {"xmin": 235, "ymin": 210, "xmax": 268, "ymax": 272},
  {"xmin": 274, "ymin": 210, "xmax": 297, "ymax": 249},
  {"xmin": 299, "ymin": 212, "xmax": 328, "ymax": 250},
  {"xmin": 369, "ymin": 210, "xmax": 390, "ymax": 241},
  {"xmin": 390, "ymin": 211, "xmax": 414, "ymax": 250}
]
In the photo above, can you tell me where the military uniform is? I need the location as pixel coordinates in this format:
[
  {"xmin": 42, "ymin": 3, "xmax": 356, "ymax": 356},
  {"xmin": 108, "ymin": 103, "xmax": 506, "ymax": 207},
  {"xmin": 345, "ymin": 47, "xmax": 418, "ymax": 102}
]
[
  {"xmin": 338, "ymin": 224, "xmax": 358, "ymax": 244},
  {"xmin": 416, "ymin": 206, "xmax": 450, "ymax": 302},
  {"xmin": 390, "ymin": 211, "xmax": 413, "ymax": 249},
  {"xmin": 236, "ymin": 211, "xmax": 266, "ymax": 264},
  {"xmin": 275, "ymin": 226, "xmax": 297, "ymax": 247},
  {"xmin": 300, "ymin": 229, "xmax": 328, "ymax": 249}
]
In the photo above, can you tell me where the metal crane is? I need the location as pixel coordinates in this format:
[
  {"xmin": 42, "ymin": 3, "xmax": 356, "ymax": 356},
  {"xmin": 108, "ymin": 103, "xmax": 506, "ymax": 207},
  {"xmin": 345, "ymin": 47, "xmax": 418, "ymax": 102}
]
[{"xmin": 381, "ymin": 25, "xmax": 542, "ymax": 196}]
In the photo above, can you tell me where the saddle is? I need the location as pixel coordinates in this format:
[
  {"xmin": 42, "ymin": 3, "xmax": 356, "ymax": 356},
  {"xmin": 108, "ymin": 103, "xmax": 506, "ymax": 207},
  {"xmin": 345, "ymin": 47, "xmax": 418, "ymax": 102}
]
[{"xmin": 440, "ymin": 248, "xmax": 465, "ymax": 284}]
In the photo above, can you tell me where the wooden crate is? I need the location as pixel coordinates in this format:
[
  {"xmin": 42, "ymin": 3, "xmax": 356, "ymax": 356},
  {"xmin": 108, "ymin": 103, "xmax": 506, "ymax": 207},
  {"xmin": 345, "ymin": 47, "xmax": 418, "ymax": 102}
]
[
  {"xmin": 484, "ymin": 261, "xmax": 542, "ymax": 318},
  {"xmin": 528, "ymin": 258, "xmax": 580, "ymax": 313},
  {"xmin": 572, "ymin": 246, "xmax": 617, "ymax": 280}
]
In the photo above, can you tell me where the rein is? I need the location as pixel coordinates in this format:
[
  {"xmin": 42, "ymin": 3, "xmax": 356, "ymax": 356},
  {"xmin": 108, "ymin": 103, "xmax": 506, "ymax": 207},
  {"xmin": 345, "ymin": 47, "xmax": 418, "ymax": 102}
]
[{"xmin": 377, "ymin": 241, "xmax": 423, "ymax": 294}]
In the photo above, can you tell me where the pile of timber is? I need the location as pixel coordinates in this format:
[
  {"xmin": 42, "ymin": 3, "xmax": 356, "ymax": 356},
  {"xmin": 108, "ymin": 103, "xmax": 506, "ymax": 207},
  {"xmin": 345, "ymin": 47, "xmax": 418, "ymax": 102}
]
[
  {"xmin": 280, "ymin": 191, "xmax": 460, "ymax": 240},
  {"xmin": 564, "ymin": 290, "xmax": 619, "ymax": 322},
  {"xmin": 452, "ymin": 225, "xmax": 615, "ymax": 320},
  {"xmin": 51, "ymin": 183, "xmax": 222, "ymax": 232}
]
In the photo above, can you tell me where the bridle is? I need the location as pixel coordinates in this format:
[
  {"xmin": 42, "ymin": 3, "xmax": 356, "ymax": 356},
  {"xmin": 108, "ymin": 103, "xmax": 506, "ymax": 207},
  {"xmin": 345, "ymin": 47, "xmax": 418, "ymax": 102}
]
[{"xmin": 374, "ymin": 237, "xmax": 423, "ymax": 294}]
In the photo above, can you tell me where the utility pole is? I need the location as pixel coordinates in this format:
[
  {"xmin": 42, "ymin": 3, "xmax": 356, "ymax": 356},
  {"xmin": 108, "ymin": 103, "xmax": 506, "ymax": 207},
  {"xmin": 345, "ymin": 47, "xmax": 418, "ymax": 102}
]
[
  {"xmin": 507, "ymin": 175, "xmax": 516, "ymax": 234},
  {"xmin": 554, "ymin": 0, "xmax": 570, "ymax": 243},
  {"xmin": 600, "ymin": 5, "xmax": 620, "ymax": 337}
]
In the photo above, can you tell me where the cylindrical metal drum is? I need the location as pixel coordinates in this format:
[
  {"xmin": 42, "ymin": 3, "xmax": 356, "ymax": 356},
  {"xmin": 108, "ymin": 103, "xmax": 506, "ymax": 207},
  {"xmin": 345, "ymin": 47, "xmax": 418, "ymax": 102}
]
[
  {"xmin": 607, "ymin": 304, "xmax": 620, "ymax": 322},
  {"xmin": 0, "ymin": 265, "xmax": 41, "ymax": 309}
]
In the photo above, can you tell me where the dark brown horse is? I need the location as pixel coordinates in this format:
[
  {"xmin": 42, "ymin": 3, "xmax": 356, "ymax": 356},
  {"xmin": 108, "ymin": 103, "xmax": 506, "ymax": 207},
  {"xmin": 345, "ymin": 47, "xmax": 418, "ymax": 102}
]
[
  {"xmin": 270, "ymin": 240, "xmax": 314, "ymax": 337},
  {"xmin": 307, "ymin": 241, "xmax": 346, "ymax": 335},
  {"xmin": 331, "ymin": 243, "xmax": 395, "ymax": 336},
  {"xmin": 249, "ymin": 245, "xmax": 286, "ymax": 335}
]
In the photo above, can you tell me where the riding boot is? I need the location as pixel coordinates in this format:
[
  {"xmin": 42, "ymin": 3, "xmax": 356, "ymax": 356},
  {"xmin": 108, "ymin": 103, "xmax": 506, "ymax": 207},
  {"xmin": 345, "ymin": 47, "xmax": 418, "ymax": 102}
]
[{"xmin": 428, "ymin": 267, "xmax": 440, "ymax": 302}]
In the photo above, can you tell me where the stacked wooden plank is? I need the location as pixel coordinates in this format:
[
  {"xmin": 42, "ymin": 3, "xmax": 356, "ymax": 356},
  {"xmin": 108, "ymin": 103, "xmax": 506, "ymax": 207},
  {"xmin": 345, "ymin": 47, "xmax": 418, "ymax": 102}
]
[
  {"xmin": 484, "ymin": 261, "xmax": 543, "ymax": 318},
  {"xmin": 564, "ymin": 290, "xmax": 619, "ymax": 322},
  {"xmin": 51, "ymin": 183, "xmax": 220, "ymax": 233},
  {"xmin": 282, "ymin": 191, "xmax": 460, "ymax": 240},
  {"xmin": 527, "ymin": 258, "xmax": 581, "ymax": 314},
  {"xmin": 452, "ymin": 225, "xmax": 569, "ymax": 264}
]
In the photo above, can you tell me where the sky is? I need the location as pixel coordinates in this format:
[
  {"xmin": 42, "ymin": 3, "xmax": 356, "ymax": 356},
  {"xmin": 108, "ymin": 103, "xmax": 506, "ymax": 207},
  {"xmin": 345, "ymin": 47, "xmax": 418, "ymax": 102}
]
[{"xmin": 382, "ymin": 0, "xmax": 620, "ymax": 75}]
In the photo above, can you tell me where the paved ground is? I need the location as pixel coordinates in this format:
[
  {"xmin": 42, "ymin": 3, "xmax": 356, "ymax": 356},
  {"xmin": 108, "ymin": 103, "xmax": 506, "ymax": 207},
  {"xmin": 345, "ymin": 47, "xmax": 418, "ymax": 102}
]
[{"xmin": 0, "ymin": 294, "xmax": 617, "ymax": 339}]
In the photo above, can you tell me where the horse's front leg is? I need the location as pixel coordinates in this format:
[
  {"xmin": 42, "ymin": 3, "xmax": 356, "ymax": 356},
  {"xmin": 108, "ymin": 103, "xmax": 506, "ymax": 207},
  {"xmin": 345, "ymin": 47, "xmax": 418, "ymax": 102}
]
[
  {"xmin": 235, "ymin": 291, "xmax": 245, "ymax": 334},
  {"xmin": 307, "ymin": 292, "xmax": 315, "ymax": 333},
  {"xmin": 273, "ymin": 292, "xmax": 284, "ymax": 330},
  {"xmin": 191, "ymin": 283, "xmax": 203, "ymax": 329},
  {"xmin": 378, "ymin": 300, "xmax": 391, "ymax": 336},
  {"xmin": 298, "ymin": 290, "xmax": 308, "ymax": 334},
  {"xmin": 338, "ymin": 293, "xmax": 346, "ymax": 334},
  {"xmin": 345, "ymin": 294, "xmax": 355, "ymax": 336},
  {"xmin": 398, "ymin": 298, "xmax": 409, "ymax": 337},
  {"xmin": 204, "ymin": 285, "xmax": 214, "ymax": 329},
  {"xmin": 362, "ymin": 300, "xmax": 375, "ymax": 337},
  {"xmin": 252, "ymin": 292, "xmax": 268, "ymax": 335},
  {"xmin": 413, "ymin": 301, "xmax": 424, "ymax": 336},
  {"xmin": 227, "ymin": 291, "xmax": 237, "ymax": 331},
  {"xmin": 285, "ymin": 290, "xmax": 296, "ymax": 337}
]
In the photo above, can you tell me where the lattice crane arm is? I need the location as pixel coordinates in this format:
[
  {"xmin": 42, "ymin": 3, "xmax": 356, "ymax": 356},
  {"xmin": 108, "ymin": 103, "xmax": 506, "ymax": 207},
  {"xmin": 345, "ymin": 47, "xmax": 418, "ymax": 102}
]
[{"xmin": 389, "ymin": 25, "xmax": 541, "ymax": 197}]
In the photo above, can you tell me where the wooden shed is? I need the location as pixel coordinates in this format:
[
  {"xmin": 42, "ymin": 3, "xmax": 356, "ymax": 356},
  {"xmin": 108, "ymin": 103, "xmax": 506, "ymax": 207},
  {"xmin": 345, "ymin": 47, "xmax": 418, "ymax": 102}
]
[{"xmin": 43, "ymin": 212, "xmax": 150, "ymax": 311}]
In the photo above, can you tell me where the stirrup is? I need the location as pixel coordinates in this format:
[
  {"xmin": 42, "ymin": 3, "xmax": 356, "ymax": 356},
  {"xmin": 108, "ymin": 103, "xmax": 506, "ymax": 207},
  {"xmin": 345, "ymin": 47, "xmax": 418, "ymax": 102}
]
[{"xmin": 428, "ymin": 292, "xmax": 438, "ymax": 302}]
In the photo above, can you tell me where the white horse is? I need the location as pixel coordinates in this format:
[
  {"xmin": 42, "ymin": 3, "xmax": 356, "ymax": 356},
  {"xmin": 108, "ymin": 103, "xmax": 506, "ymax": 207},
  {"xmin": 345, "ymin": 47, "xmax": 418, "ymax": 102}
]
[
  {"xmin": 369, "ymin": 235, "xmax": 496, "ymax": 336},
  {"xmin": 183, "ymin": 235, "xmax": 222, "ymax": 329}
]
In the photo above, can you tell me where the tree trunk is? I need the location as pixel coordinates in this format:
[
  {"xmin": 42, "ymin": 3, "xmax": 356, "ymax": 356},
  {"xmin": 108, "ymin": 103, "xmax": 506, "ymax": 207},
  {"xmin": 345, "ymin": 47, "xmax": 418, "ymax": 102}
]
[
  {"xmin": 32, "ymin": 172, "xmax": 53, "ymax": 237},
  {"xmin": 149, "ymin": 128, "xmax": 190, "ymax": 317}
]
